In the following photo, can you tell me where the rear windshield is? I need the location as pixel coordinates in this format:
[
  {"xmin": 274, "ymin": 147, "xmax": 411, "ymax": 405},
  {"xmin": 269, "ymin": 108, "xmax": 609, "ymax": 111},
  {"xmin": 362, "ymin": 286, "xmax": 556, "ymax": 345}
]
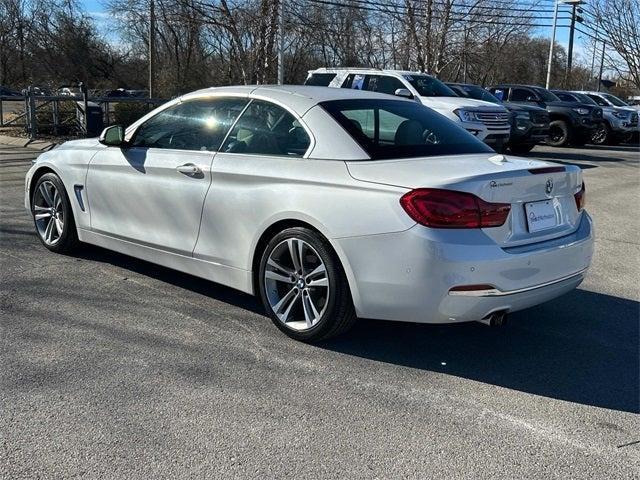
[{"xmin": 320, "ymin": 99, "xmax": 493, "ymax": 160}]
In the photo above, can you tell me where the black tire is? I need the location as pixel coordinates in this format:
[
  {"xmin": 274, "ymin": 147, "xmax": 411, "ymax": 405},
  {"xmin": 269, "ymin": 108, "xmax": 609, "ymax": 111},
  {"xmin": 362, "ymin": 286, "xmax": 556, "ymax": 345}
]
[
  {"xmin": 492, "ymin": 139, "xmax": 507, "ymax": 154},
  {"xmin": 508, "ymin": 143, "xmax": 535, "ymax": 154},
  {"xmin": 547, "ymin": 120, "xmax": 571, "ymax": 147},
  {"xmin": 31, "ymin": 172, "xmax": 79, "ymax": 254},
  {"xmin": 258, "ymin": 227, "xmax": 356, "ymax": 342},
  {"xmin": 591, "ymin": 123, "xmax": 612, "ymax": 145}
]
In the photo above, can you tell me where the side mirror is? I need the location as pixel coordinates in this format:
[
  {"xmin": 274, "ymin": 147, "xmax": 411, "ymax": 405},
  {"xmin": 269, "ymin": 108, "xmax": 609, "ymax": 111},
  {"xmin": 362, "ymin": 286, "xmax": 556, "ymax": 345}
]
[
  {"xmin": 394, "ymin": 88, "xmax": 414, "ymax": 99},
  {"xmin": 99, "ymin": 125, "xmax": 125, "ymax": 146}
]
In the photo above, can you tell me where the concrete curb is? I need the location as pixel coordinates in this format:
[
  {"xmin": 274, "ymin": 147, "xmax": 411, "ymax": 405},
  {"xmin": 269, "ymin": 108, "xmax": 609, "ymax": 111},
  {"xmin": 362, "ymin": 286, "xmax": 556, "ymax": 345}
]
[{"xmin": 0, "ymin": 135, "xmax": 58, "ymax": 151}]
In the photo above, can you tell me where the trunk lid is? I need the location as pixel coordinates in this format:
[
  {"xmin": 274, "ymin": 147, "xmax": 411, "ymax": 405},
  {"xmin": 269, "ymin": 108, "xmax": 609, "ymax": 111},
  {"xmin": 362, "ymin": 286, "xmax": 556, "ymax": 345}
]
[{"xmin": 346, "ymin": 153, "xmax": 583, "ymax": 247}]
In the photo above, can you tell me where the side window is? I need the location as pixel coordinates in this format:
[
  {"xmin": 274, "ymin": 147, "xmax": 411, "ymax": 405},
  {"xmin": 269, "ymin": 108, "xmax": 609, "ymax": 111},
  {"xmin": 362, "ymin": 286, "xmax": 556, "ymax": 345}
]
[
  {"xmin": 305, "ymin": 73, "xmax": 336, "ymax": 86},
  {"xmin": 131, "ymin": 97, "xmax": 249, "ymax": 151},
  {"xmin": 342, "ymin": 73, "xmax": 366, "ymax": 90},
  {"xmin": 342, "ymin": 109, "xmax": 376, "ymax": 139},
  {"xmin": 587, "ymin": 94, "xmax": 608, "ymax": 106},
  {"xmin": 221, "ymin": 99, "xmax": 311, "ymax": 157},
  {"xmin": 490, "ymin": 88, "xmax": 507, "ymax": 101},
  {"xmin": 367, "ymin": 75, "xmax": 405, "ymax": 96},
  {"xmin": 555, "ymin": 92, "xmax": 575, "ymax": 102},
  {"xmin": 341, "ymin": 74, "xmax": 355, "ymax": 88},
  {"xmin": 511, "ymin": 88, "xmax": 534, "ymax": 102},
  {"xmin": 331, "ymin": 103, "xmax": 449, "ymax": 147}
]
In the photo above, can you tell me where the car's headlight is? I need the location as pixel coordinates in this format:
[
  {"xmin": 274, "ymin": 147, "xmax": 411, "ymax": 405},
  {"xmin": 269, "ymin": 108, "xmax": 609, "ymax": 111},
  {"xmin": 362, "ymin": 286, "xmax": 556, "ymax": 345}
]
[
  {"xmin": 612, "ymin": 111, "xmax": 629, "ymax": 119},
  {"xmin": 515, "ymin": 111, "xmax": 531, "ymax": 120},
  {"xmin": 454, "ymin": 109, "xmax": 478, "ymax": 122},
  {"xmin": 572, "ymin": 108, "xmax": 590, "ymax": 115}
]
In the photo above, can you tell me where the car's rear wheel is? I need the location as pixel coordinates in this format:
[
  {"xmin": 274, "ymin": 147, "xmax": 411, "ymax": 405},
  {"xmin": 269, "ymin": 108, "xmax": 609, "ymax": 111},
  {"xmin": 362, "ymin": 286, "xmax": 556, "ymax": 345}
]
[
  {"xmin": 258, "ymin": 227, "xmax": 356, "ymax": 342},
  {"xmin": 547, "ymin": 120, "xmax": 570, "ymax": 147},
  {"xmin": 31, "ymin": 173, "xmax": 79, "ymax": 253}
]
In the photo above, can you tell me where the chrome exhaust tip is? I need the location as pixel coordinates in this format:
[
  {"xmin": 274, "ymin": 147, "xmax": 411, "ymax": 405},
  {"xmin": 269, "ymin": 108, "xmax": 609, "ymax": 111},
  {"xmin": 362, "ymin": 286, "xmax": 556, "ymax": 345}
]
[{"xmin": 478, "ymin": 311, "xmax": 508, "ymax": 327}]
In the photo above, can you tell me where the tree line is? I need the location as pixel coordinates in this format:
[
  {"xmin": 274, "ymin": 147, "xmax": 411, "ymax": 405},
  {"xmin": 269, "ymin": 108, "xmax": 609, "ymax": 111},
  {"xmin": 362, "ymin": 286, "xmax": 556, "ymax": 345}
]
[{"xmin": 1, "ymin": 0, "xmax": 637, "ymax": 98}]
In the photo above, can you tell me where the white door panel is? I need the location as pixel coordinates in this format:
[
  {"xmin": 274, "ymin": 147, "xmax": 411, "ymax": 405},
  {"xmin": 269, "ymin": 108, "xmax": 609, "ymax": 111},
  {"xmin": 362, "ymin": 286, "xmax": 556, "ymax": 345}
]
[{"xmin": 86, "ymin": 146, "xmax": 213, "ymax": 255}]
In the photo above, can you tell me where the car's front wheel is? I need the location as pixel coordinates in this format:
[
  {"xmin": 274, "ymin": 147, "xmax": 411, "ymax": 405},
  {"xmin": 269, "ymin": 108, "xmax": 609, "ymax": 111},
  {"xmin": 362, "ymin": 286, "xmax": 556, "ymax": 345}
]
[
  {"xmin": 31, "ymin": 172, "xmax": 79, "ymax": 253},
  {"xmin": 258, "ymin": 227, "xmax": 356, "ymax": 342},
  {"xmin": 547, "ymin": 120, "xmax": 570, "ymax": 147},
  {"xmin": 591, "ymin": 123, "xmax": 612, "ymax": 145}
]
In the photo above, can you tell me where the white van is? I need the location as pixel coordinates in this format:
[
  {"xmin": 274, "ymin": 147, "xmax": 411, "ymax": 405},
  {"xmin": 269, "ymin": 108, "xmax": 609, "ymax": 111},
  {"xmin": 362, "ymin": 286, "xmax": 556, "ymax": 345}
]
[{"xmin": 306, "ymin": 68, "xmax": 511, "ymax": 148}]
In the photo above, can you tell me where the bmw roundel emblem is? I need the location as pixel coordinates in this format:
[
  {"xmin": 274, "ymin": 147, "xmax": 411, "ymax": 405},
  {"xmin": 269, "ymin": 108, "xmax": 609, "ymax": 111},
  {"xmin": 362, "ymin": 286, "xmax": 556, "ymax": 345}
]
[{"xmin": 545, "ymin": 178, "xmax": 554, "ymax": 196}]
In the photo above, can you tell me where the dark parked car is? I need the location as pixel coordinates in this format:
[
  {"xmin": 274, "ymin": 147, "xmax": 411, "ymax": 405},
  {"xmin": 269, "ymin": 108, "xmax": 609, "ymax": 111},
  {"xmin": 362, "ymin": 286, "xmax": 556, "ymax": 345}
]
[
  {"xmin": 0, "ymin": 86, "xmax": 21, "ymax": 97},
  {"xmin": 487, "ymin": 84, "xmax": 602, "ymax": 147},
  {"xmin": 447, "ymin": 82, "xmax": 549, "ymax": 154},
  {"xmin": 103, "ymin": 88, "xmax": 130, "ymax": 98}
]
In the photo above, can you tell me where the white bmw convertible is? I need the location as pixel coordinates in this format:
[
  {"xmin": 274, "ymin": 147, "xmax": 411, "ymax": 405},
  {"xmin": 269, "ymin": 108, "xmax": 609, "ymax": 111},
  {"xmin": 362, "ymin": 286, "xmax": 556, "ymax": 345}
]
[{"xmin": 25, "ymin": 86, "xmax": 594, "ymax": 341}]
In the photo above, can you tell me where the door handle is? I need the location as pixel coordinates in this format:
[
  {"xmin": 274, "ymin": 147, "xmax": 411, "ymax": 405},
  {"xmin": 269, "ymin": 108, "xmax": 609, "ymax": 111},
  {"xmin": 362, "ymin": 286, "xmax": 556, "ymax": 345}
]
[{"xmin": 176, "ymin": 163, "xmax": 201, "ymax": 176}]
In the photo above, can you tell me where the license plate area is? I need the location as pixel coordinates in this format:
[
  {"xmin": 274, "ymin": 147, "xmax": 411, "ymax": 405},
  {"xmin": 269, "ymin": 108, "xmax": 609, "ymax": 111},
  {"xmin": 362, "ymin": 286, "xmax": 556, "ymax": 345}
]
[{"xmin": 525, "ymin": 200, "xmax": 559, "ymax": 233}]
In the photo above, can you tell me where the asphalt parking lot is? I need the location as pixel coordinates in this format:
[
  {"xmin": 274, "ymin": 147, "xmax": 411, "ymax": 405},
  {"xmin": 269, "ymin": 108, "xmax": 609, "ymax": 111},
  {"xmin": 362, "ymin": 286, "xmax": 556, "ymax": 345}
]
[{"xmin": 1, "ymin": 142, "xmax": 639, "ymax": 478}]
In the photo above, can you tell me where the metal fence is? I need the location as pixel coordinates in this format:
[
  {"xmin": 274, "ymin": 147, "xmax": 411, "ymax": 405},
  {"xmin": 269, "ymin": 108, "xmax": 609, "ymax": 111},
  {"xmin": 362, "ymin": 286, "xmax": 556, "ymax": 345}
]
[{"xmin": 0, "ymin": 85, "xmax": 167, "ymax": 140}]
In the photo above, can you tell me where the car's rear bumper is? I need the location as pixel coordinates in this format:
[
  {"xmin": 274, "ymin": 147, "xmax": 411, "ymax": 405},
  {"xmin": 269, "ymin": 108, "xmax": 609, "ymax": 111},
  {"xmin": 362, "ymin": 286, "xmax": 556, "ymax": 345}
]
[{"xmin": 335, "ymin": 212, "xmax": 594, "ymax": 324}]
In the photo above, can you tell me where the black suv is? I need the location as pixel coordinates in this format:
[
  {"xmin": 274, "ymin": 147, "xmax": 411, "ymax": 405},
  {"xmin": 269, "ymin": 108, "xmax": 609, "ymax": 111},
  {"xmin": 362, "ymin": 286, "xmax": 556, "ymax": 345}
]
[
  {"xmin": 447, "ymin": 82, "xmax": 550, "ymax": 154},
  {"xmin": 487, "ymin": 84, "xmax": 602, "ymax": 147}
]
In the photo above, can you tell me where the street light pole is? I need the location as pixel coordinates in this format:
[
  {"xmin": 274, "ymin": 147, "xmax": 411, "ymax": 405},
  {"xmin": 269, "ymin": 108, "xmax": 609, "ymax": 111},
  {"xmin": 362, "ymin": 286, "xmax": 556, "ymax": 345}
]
[
  {"xmin": 149, "ymin": 0, "xmax": 155, "ymax": 98},
  {"xmin": 546, "ymin": 0, "xmax": 584, "ymax": 90},
  {"xmin": 277, "ymin": 0, "xmax": 284, "ymax": 85}
]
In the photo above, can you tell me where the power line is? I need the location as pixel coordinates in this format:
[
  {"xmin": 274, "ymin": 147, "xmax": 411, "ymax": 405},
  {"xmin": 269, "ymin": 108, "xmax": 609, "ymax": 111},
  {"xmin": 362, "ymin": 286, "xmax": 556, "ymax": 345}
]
[
  {"xmin": 317, "ymin": 0, "xmax": 567, "ymax": 16},
  {"xmin": 299, "ymin": 0, "xmax": 572, "ymax": 26}
]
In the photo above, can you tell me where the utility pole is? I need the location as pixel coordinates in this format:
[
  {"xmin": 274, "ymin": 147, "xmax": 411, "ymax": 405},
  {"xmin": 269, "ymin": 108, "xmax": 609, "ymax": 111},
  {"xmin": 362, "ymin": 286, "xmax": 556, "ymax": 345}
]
[
  {"xmin": 566, "ymin": 3, "xmax": 577, "ymax": 79},
  {"xmin": 545, "ymin": 0, "xmax": 559, "ymax": 89},
  {"xmin": 148, "ymin": 0, "xmax": 155, "ymax": 98},
  {"xmin": 589, "ymin": 13, "xmax": 600, "ymax": 89},
  {"xmin": 597, "ymin": 41, "xmax": 605, "ymax": 91},
  {"xmin": 277, "ymin": 0, "xmax": 284, "ymax": 85}
]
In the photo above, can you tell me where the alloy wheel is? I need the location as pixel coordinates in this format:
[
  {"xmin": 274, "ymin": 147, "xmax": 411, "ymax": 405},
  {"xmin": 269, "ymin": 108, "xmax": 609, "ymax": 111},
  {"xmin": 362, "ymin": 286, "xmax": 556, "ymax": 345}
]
[
  {"xmin": 549, "ymin": 125, "xmax": 566, "ymax": 144},
  {"xmin": 263, "ymin": 238, "xmax": 329, "ymax": 331},
  {"xmin": 33, "ymin": 180, "xmax": 64, "ymax": 245},
  {"xmin": 591, "ymin": 127, "xmax": 607, "ymax": 145}
]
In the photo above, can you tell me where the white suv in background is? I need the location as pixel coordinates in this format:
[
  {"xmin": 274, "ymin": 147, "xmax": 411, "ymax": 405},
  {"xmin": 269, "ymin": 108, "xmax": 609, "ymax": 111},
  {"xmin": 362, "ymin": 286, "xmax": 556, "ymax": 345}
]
[{"xmin": 305, "ymin": 68, "xmax": 511, "ymax": 149}]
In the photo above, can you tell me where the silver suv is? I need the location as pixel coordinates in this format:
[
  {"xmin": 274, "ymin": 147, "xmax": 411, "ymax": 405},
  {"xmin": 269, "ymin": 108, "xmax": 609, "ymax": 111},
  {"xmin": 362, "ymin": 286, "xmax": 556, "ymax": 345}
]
[
  {"xmin": 568, "ymin": 91, "xmax": 638, "ymax": 144},
  {"xmin": 306, "ymin": 68, "xmax": 511, "ymax": 148}
]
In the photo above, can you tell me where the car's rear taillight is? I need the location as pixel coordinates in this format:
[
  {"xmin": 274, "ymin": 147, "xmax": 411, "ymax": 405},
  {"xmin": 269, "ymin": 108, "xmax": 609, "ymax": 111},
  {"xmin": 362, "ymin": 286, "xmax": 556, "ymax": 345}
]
[
  {"xmin": 574, "ymin": 182, "xmax": 586, "ymax": 211},
  {"xmin": 399, "ymin": 188, "xmax": 511, "ymax": 229}
]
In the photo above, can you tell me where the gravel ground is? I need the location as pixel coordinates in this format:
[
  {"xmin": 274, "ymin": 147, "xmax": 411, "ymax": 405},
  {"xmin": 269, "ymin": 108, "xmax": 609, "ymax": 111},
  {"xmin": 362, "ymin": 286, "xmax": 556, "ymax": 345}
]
[{"xmin": 1, "ymin": 142, "xmax": 639, "ymax": 479}]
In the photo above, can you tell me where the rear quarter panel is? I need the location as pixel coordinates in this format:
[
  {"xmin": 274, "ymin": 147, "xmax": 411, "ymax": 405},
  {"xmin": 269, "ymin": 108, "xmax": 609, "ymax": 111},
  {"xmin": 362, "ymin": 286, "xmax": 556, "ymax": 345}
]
[{"xmin": 193, "ymin": 154, "xmax": 415, "ymax": 276}]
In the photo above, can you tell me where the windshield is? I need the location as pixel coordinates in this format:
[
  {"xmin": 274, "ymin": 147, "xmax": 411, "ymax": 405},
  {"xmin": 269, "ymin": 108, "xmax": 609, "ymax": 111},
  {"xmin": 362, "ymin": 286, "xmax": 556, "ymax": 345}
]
[
  {"xmin": 320, "ymin": 99, "xmax": 493, "ymax": 160},
  {"xmin": 572, "ymin": 93, "xmax": 597, "ymax": 105},
  {"xmin": 404, "ymin": 75, "xmax": 457, "ymax": 97},
  {"xmin": 452, "ymin": 84, "xmax": 500, "ymax": 104},
  {"xmin": 601, "ymin": 93, "xmax": 628, "ymax": 107},
  {"xmin": 532, "ymin": 87, "xmax": 560, "ymax": 102}
]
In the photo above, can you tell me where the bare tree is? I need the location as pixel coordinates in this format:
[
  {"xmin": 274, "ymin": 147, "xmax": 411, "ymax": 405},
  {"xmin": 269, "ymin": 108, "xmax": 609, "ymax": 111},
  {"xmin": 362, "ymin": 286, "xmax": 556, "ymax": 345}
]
[{"xmin": 592, "ymin": 0, "xmax": 640, "ymax": 89}]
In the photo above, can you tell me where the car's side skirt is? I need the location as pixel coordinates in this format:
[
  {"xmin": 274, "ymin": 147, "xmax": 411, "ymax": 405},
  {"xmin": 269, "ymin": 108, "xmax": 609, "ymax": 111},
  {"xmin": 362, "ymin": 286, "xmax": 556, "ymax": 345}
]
[{"xmin": 78, "ymin": 229, "xmax": 254, "ymax": 295}]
